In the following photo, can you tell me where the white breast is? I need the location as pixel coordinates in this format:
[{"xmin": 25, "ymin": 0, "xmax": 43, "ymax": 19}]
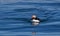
[
  {"xmin": 32, "ymin": 19, "xmax": 40, "ymax": 23},
  {"xmin": 32, "ymin": 19, "xmax": 40, "ymax": 26}
]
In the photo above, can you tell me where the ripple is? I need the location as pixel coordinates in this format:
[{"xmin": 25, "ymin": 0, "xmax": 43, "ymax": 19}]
[{"xmin": 14, "ymin": 8, "xmax": 38, "ymax": 12}]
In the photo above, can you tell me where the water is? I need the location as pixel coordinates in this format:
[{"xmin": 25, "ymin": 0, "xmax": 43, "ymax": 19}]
[{"xmin": 0, "ymin": 1, "xmax": 60, "ymax": 36}]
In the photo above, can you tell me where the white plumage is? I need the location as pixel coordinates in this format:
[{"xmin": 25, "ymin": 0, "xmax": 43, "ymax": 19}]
[
  {"xmin": 32, "ymin": 19, "xmax": 40, "ymax": 23},
  {"xmin": 32, "ymin": 19, "xmax": 40, "ymax": 26}
]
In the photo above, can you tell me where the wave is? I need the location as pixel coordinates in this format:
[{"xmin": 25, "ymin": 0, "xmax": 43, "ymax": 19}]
[
  {"xmin": 3, "ymin": 18, "xmax": 31, "ymax": 23},
  {"xmin": 14, "ymin": 8, "xmax": 38, "ymax": 12},
  {"xmin": 0, "ymin": 24, "xmax": 60, "ymax": 32},
  {"xmin": 4, "ymin": 2, "xmax": 60, "ymax": 6}
]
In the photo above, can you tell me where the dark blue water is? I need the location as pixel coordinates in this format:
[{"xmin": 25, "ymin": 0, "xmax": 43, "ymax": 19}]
[{"xmin": 0, "ymin": 1, "xmax": 60, "ymax": 36}]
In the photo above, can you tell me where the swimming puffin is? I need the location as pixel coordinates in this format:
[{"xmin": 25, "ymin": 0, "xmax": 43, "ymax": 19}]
[{"xmin": 31, "ymin": 15, "xmax": 40, "ymax": 26}]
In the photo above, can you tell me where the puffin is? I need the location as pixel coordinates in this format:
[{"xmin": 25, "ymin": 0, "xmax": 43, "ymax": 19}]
[{"xmin": 31, "ymin": 15, "xmax": 40, "ymax": 26}]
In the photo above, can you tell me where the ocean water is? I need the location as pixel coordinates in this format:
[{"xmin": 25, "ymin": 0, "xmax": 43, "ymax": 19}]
[{"xmin": 0, "ymin": 1, "xmax": 60, "ymax": 36}]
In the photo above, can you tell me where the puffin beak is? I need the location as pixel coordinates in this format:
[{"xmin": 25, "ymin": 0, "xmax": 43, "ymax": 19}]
[
  {"xmin": 32, "ymin": 17, "xmax": 35, "ymax": 19},
  {"xmin": 32, "ymin": 15, "xmax": 36, "ymax": 19}
]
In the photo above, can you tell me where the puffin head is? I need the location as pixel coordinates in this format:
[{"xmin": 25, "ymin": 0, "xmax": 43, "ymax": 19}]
[{"xmin": 32, "ymin": 15, "xmax": 37, "ymax": 19}]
